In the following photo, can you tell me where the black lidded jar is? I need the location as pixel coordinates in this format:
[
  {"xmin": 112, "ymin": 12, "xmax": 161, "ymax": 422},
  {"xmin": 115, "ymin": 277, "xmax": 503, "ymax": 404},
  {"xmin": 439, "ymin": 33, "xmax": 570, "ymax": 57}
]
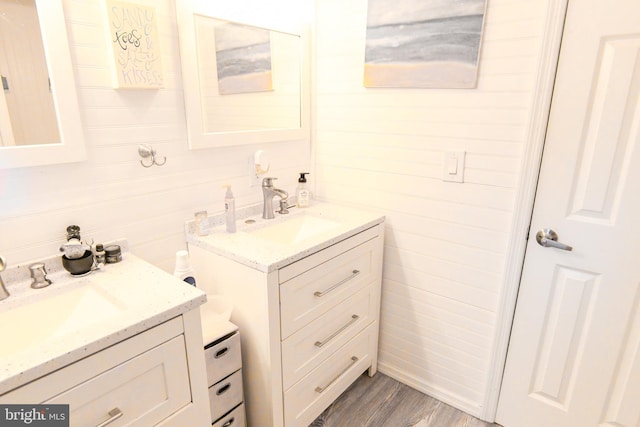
[{"xmin": 104, "ymin": 245, "xmax": 122, "ymax": 263}]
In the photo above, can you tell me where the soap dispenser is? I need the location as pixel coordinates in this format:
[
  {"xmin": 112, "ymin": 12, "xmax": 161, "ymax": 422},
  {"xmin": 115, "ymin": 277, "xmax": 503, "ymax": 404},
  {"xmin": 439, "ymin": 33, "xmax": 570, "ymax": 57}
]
[
  {"xmin": 224, "ymin": 185, "xmax": 237, "ymax": 233},
  {"xmin": 296, "ymin": 172, "xmax": 310, "ymax": 208}
]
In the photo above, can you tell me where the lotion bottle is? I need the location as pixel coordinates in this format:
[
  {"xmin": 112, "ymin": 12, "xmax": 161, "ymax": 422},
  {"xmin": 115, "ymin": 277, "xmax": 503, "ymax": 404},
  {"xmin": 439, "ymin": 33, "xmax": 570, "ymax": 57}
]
[
  {"xmin": 224, "ymin": 185, "xmax": 237, "ymax": 233},
  {"xmin": 296, "ymin": 172, "xmax": 310, "ymax": 208},
  {"xmin": 174, "ymin": 250, "xmax": 196, "ymax": 286}
]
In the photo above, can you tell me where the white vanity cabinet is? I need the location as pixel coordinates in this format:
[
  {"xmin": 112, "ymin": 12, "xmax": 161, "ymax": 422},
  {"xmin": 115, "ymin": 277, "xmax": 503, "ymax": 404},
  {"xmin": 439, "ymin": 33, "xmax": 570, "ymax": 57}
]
[
  {"xmin": 188, "ymin": 210, "xmax": 384, "ymax": 427},
  {"xmin": 1, "ymin": 310, "xmax": 209, "ymax": 426},
  {"xmin": 0, "ymin": 250, "xmax": 211, "ymax": 426}
]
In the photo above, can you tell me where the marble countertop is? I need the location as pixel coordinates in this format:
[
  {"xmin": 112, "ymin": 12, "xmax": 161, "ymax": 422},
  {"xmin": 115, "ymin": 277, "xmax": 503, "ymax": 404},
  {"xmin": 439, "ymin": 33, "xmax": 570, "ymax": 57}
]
[
  {"xmin": 0, "ymin": 247, "xmax": 207, "ymax": 395},
  {"xmin": 185, "ymin": 202, "xmax": 385, "ymax": 273}
]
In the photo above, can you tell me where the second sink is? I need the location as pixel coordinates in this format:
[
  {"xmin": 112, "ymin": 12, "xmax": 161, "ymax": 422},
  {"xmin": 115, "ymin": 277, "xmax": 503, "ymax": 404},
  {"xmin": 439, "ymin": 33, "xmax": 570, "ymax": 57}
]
[{"xmin": 248, "ymin": 214, "xmax": 340, "ymax": 245}]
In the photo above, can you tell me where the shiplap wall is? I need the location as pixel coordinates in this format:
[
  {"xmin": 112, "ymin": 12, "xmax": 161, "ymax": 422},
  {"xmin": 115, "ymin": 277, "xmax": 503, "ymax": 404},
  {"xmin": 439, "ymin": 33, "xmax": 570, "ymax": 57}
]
[
  {"xmin": 0, "ymin": 0, "xmax": 310, "ymax": 271},
  {"xmin": 313, "ymin": 0, "xmax": 551, "ymax": 419},
  {"xmin": 1, "ymin": 0, "xmax": 555, "ymax": 420}
]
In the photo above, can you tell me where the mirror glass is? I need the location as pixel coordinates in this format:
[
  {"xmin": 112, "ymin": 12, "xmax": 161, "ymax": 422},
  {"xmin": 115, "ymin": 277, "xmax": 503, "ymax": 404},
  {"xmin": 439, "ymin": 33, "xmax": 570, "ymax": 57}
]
[
  {"xmin": 196, "ymin": 17, "xmax": 301, "ymax": 133},
  {"xmin": 177, "ymin": 1, "xmax": 309, "ymax": 148},
  {"xmin": 0, "ymin": 0, "xmax": 85, "ymax": 169},
  {"xmin": 0, "ymin": 0, "xmax": 59, "ymax": 147}
]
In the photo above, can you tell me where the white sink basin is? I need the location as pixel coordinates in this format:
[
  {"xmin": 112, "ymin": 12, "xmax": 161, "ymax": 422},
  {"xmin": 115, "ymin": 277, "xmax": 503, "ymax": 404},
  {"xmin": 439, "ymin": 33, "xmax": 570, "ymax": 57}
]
[
  {"xmin": 0, "ymin": 284, "xmax": 127, "ymax": 358},
  {"xmin": 248, "ymin": 214, "xmax": 341, "ymax": 245}
]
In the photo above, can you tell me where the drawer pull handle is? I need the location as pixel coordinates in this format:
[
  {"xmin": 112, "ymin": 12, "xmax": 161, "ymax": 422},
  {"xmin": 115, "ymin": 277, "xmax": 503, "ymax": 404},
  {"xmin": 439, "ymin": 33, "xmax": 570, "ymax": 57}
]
[
  {"xmin": 215, "ymin": 347, "xmax": 229, "ymax": 358},
  {"xmin": 315, "ymin": 315, "xmax": 360, "ymax": 348},
  {"xmin": 216, "ymin": 382, "xmax": 231, "ymax": 395},
  {"xmin": 315, "ymin": 356, "xmax": 359, "ymax": 393},
  {"xmin": 314, "ymin": 270, "xmax": 360, "ymax": 297},
  {"xmin": 222, "ymin": 417, "xmax": 235, "ymax": 427},
  {"xmin": 96, "ymin": 408, "xmax": 123, "ymax": 427}
]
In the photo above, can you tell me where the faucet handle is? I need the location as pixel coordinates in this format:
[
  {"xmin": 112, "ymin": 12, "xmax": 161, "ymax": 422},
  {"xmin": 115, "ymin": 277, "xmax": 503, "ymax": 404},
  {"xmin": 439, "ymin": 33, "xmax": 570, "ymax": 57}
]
[
  {"xmin": 29, "ymin": 263, "xmax": 52, "ymax": 289},
  {"xmin": 0, "ymin": 256, "xmax": 8, "ymax": 301},
  {"xmin": 262, "ymin": 177, "xmax": 277, "ymax": 187}
]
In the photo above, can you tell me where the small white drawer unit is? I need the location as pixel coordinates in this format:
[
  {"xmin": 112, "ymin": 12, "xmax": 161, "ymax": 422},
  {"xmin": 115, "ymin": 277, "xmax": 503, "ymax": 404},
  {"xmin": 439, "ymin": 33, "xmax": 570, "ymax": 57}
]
[{"xmin": 204, "ymin": 330, "xmax": 246, "ymax": 426}]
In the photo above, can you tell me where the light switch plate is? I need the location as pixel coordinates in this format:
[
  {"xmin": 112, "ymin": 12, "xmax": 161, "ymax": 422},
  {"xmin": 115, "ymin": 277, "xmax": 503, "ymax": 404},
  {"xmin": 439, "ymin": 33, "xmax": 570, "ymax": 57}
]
[{"xmin": 442, "ymin": 151, "xmax": 465, "ymax": 183}]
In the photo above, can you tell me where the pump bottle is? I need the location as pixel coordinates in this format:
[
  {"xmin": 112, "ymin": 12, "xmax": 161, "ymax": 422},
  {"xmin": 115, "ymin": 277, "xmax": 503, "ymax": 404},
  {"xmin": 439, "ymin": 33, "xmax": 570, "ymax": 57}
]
[
  {"xmin": 224, "ymin": 185, "xmax": 237, "ymax": 233},
  {"xmin": 297, "ymin": 172, "xmax": 310, "ymax": 208}
]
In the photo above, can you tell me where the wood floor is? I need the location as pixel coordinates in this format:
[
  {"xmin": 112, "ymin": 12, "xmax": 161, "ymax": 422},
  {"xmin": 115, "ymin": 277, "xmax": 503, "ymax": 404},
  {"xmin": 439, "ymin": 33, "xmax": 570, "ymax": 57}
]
[{"xmin": 309, "ymin": 373, "xmax": 498, "ymax": 427}]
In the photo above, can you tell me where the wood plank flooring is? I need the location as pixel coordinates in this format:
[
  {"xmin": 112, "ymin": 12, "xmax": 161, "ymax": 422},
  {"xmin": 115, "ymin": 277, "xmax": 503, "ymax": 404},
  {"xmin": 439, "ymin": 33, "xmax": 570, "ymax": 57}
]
[{"xmin": 309, "ymin": 373, "xmax": 498, "ymax": 427}]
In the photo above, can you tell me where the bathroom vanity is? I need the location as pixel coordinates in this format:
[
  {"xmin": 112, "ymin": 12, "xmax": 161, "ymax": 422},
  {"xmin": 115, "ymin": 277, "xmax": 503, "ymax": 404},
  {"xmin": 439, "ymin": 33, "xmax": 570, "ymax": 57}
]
[
  {"xmin": 0, "ymin": 250, "xmax": 210, "ymax": 426},
  {"xmin": 187, "ymin": 203, "xmax": 385, "ymax": 427}
]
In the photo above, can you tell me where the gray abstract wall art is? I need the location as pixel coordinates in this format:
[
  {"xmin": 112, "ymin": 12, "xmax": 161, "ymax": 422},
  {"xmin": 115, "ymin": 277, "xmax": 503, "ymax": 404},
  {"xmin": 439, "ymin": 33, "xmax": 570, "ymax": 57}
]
[{"xmin": 364, "ymin": 0, "xmax": 487, "ymax": 88}]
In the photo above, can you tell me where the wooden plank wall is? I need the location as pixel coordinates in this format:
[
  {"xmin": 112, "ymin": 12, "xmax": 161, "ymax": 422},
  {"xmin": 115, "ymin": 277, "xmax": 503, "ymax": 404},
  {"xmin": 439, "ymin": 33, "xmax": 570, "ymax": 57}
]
[
  {"xmin": 0, "ymin": 0, "xmax": 310, "ymax": 272},
  {"xmin": 313, "ymin": 0, "xmax": 550, "ymax": 418}
]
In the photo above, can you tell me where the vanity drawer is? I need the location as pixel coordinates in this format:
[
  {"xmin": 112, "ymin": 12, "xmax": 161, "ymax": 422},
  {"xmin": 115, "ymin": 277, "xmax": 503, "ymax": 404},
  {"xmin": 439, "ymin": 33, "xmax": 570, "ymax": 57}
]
[
  {"xmin": 205, "ymin": 331, "xmax": 242, "ymax": 386},
  {"xmin": 280, "ymin": 236, "xmax": 380, "ymax": 339},
  {"xmin": 212, "ymin": 403, "xmax": 246, "ymax": 427},
  {"xmin": 281, "ymin": 286, "xmax": 375, "ymax": 390},
  {"xmin": 209, "ymin": 370, "xmax": 244, "ymax": 423},
  {"xmin": 47, "ymin": 335, "xmax": 191, "ymax": 426},
  {"xmin": 284, "ymin": 324, "xmax": 376, "ymax": 427},
  {"xmin": 278, "ymin": 225, "xmax": 381, "ymax": 283}
]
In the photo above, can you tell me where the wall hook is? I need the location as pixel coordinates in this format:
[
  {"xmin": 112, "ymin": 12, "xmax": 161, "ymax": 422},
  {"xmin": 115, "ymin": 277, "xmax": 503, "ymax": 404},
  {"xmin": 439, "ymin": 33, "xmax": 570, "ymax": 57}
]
[{"xmin": 138, "ymin": 144, "xmax": 166, "ymax": 168}]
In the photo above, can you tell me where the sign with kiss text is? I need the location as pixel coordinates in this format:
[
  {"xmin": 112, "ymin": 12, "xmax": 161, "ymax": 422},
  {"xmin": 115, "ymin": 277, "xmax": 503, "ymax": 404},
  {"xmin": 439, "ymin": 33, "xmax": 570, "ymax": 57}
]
[{"xmin": 106, "ymin": 0, "xmax": 164, "ymax": 88}]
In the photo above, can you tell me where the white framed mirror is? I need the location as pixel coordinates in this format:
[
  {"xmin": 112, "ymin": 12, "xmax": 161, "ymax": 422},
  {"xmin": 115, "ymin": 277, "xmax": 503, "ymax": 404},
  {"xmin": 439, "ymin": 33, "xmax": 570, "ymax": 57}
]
[
  {"xmin": 176, "ymin": 0, "xmax": 310, "ymax": 148},
  {"xmin": 0, "ymin": 0, "xmax": 85, "ymax": 169}
]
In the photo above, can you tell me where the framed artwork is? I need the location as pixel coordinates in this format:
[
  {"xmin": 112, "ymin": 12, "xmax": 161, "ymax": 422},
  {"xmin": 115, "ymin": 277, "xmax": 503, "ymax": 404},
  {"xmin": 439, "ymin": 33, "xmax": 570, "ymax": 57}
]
[
  {"xmin": 213, "ymin": 22, "xmax": 273, "ymax": 95},
  {"xmin": 106, "ymin": 0, "xmax": 163, "ymax": 88},
  {"xmin": 364, "ymin": 0, "xmax": 487, "ymax": 89}
]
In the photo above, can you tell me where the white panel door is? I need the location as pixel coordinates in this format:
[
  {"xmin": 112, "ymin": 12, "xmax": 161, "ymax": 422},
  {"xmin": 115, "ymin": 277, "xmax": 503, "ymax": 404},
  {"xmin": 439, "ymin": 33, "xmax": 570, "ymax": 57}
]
[{"xmin": 496, "ymin": 1, "xmax": 640, "ymax": 426}]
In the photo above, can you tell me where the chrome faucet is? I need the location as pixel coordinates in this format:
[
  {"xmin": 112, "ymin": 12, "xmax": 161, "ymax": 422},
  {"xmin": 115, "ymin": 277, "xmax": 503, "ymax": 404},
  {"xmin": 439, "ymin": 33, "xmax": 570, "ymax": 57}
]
[
  {"xmin": 262, "ymin": 177, "xmax": 288, "ymax": 219},
  {"xmin": 0, "ymin": 255, "xmax": 9, "ymax": 300}
]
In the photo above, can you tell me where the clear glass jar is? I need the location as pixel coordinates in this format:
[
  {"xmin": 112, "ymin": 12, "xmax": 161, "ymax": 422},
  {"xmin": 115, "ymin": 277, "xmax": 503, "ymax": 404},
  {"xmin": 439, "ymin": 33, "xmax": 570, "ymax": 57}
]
[{"xmin": 194, "ymin": 210, "xmax": 210, "ymax": 236}]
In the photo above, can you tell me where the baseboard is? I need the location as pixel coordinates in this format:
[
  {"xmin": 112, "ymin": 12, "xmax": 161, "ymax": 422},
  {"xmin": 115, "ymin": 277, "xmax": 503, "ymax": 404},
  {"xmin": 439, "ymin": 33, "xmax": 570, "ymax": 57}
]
[{"xmin": 377, "ymin": 362, "xmax": 487, "ymax": 422}]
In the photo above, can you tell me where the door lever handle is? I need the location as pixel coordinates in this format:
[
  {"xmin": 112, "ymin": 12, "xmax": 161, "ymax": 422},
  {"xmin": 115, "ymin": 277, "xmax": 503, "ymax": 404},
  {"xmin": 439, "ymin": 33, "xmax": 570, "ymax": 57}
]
[{"xmin": 535, "ymin": 228, "xmax": 573, "ymax": 251}]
